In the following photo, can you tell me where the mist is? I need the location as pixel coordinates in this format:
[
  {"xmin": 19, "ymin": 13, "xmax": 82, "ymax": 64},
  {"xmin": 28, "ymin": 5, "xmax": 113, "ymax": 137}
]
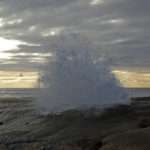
[{"xmin": 37, "ymin": 33, "xmax": 128, "ymax": 113}]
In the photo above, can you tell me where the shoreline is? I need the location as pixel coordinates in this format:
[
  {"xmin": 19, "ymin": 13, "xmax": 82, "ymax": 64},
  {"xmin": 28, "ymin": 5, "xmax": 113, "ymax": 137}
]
[{"xmin": 0, "ymin": 97, "xmax": 148, "ymax": 149}]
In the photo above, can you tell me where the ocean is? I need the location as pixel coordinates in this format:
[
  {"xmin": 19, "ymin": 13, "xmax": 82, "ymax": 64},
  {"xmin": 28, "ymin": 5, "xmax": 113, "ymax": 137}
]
[
  {"xmin": 127, "ymin": 88, "xmax": 150, "ymax": 98},
  {"xmin": 0, "ymin": 88, "xmax": 38, "ymax": 98},
  {"xmin": 0, "ymin": 88, "xmax": 149, "ymax": 99}
]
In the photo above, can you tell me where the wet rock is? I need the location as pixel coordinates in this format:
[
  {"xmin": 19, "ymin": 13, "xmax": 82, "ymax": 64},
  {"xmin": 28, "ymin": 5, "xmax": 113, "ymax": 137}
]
[
  {"xmin": 76, "ymin": 138, "xmax": 103, "ymax": 150},
  {"xmin": 101, "ymin": 128, "xmax": 150, "ymax": 150},
  {"xmin": 9, "ymin": 143, "xmax": 45, "ymax": 150},
  {"xmin": 138, "ymin": 118, "xmax": 150, "ymax": 128},
  {"xmin": 55, "ymin": 145, "xmax": 82, "ymax": 150},
  {"xmin": 0, "ymin": 122, "xmax": 4, "ymax": 126},
  {"xmin": 0, "ymin": 144, "xmax": 7, "ymax": 150}
]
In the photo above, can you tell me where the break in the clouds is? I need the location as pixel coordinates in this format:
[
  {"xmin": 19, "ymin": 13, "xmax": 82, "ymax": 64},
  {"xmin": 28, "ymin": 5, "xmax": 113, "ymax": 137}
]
[{"xmin": 0, "ymin": 0, "xmax": 150, "ymax": 69}]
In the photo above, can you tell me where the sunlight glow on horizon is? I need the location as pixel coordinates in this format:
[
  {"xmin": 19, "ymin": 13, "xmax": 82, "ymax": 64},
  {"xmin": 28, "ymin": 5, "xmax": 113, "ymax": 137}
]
[
  {"xmin": 0, "ymin": 71, "xmax": 39, "ymax": 88},
  {"xmin": 0, "ymin": 69, "xmax": 149, "ymax": 88},
  {"xmin": 113, "ymin": 70, "xmax": 150, "ymax": 88}
]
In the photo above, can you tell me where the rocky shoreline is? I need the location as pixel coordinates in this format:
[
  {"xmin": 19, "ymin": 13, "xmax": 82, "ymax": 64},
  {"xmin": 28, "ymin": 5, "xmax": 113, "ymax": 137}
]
[{"xmin": 0, "ymin": 97, "xmax": 150, "ymax": 149}]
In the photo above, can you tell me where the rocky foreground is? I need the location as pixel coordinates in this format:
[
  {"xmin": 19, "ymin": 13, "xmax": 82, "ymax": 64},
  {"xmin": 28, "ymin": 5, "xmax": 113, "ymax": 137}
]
[{"xmin": 0, "ymin": 97, "xmax": 150, "ymax": 149}]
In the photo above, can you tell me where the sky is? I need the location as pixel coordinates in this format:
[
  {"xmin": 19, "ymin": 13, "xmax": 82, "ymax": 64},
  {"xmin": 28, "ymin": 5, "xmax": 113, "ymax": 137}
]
[
  {"xmin": 0, "ymin": 71, "xmax": 38, "ymax": 88},
  {"xmin": 0, "ymin": 0, "xmax": 150, "ymax": 88}
]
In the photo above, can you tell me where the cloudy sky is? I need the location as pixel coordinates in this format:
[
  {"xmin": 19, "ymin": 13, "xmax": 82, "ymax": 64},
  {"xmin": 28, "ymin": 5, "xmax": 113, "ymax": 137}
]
[{"xmin": 0, "ymin": 0, "xmax": 149, "ymax": 70}]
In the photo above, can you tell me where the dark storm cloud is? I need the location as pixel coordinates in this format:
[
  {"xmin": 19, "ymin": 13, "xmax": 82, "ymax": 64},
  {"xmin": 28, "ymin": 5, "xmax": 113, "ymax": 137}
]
[{"xmin": 0, "ymin": 0, "xmax": 150, "ymax": 69}]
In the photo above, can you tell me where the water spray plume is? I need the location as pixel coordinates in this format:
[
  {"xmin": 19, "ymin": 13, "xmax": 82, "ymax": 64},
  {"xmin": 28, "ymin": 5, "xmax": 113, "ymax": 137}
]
[{"xmin": 37, "ymin": 33, "xmax": 128, "ymax": 113}]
